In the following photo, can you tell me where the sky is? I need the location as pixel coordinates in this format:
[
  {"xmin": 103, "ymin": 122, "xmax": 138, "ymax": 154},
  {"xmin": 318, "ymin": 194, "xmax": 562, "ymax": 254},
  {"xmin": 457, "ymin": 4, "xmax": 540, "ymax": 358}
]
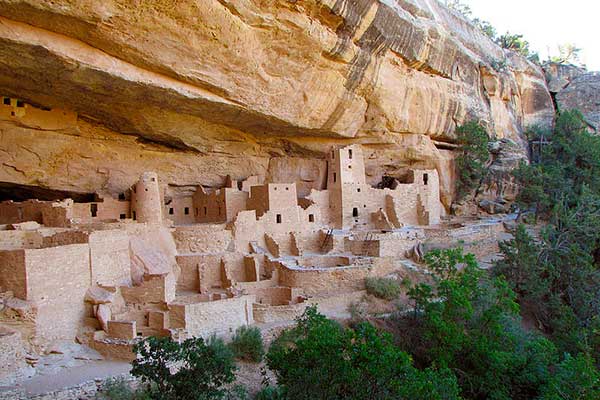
[{"xmin": 462, "ymin": 0, "xmax": 599, "ymax": 71}]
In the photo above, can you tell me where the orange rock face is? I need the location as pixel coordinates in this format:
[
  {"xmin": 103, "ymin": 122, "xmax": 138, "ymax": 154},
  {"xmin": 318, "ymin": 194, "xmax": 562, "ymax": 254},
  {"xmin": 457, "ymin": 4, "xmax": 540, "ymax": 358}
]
[{"xmin": 0, "ymin": 0, "xmax": 555, "ymax": 207}]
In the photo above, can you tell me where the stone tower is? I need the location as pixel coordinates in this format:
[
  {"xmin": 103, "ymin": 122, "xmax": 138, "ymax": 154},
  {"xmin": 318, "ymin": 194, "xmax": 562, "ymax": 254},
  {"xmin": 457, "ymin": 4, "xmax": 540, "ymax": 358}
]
[{"xmin": 131, "ymin": 172, "xmax": 162, "ymax": 223}]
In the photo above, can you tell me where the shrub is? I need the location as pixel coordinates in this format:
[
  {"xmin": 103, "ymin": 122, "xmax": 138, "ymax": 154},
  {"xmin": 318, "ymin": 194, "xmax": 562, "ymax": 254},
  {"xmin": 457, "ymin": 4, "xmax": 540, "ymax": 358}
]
[
  {"xmin": 96, "ymin": 378, "xmax": 151, "ymax": 400},
  {"xmin": 266, "ymin": 306, "xmax": 460, "ymax": 400},
  {"xmin": 229, "ymin": 326, "xmax": 265, "ymax": 363},
  {"xmin": 131, "ymin": 336, "xmax": 236, "ymax": 400},
  {"xmin": 253, "ymin": 386, "xmax": 284, "ymax": 400},
  {"xmin": 454, "ymin": 120, "xmax": 490, "ymax": 200},
  {"xmin": 365, "ymin": 277, "xmax": 401, "ymax": 300}
]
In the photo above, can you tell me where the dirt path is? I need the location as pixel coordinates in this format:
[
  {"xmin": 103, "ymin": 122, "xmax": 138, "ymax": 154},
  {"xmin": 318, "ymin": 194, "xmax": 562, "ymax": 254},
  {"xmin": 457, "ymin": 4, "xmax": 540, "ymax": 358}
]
[{"xmin": 18, "ymin": 361, "xmax": 131, "ymax": 396}]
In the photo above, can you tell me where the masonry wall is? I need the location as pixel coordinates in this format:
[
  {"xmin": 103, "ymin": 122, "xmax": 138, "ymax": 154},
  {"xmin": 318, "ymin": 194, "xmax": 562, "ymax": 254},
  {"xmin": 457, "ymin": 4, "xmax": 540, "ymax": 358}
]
[
  {"xmin": 24, "ymin": 244, "xmax": 90, "ymax": 342},
  {"xmin": 172, "ymin": 224, "xmax": 232, "ymax": 253},
  {"xmin": 0, "ymin": 230, "xmax": 43, "ymax": 250},
  {"xmin": 0, "ymin": 200, "xmax": 56, "ymax": 225},
  {"xmin": 169, "ymin": 295, "xmax": 255, "ymax": 337},
  {"xmin": 72, "ymin": 198, "xmax": 130, "ymax": 223},
  {"xmin": 89, "ymin": 230, "xmax": 131, "ymax": 286},
  {"xmin": 165, "ymin": 196, "xmax": 194, "ymax": 225},
  {"xmin": 0, "ymin": 249, "xmax": 27, "ymax": 299},
  {"xmin": 0, "ymin": 96, "xmax": 77, "ymax": 130}
]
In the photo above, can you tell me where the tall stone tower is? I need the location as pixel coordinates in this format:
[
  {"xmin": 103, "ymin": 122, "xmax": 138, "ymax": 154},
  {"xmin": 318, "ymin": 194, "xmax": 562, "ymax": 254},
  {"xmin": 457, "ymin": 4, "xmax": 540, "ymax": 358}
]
[
  {"xmin": 131, "ymin": 172, "xmax": 163, "ymax": 223},
  {"xmin": 327, "ymin": 145, "xmax": 368, "ymax": 229}
]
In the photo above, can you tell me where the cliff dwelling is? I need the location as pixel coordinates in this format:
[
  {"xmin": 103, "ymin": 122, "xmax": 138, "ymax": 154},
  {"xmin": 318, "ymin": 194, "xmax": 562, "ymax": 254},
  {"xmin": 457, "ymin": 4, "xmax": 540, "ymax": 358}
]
[{"xmin": 0, "ymin": 142, "xmax": 451, "ymax": 376}]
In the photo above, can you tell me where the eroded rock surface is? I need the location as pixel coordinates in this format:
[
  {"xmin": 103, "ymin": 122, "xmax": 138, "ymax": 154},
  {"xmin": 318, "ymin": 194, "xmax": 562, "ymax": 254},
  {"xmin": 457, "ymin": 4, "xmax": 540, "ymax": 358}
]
[{"xmin": 0, "ymin": 0, "xmax": 556, "ymax": 207}]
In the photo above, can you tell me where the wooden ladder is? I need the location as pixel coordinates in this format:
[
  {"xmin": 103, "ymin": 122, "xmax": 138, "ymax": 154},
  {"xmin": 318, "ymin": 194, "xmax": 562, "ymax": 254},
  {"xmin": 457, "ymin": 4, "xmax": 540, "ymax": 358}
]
[{"xmin": 320, "ymin": 229, "xmax": 333, "ymax": 252}]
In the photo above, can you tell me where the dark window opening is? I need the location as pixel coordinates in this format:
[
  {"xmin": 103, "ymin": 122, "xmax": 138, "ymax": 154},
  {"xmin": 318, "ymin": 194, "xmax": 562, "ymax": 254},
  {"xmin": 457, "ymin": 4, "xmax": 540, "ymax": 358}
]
[
  {"xmin": 132, "ymin": 211, "xmax": 136, "ymax": 220},
  {"xmin": 237, "ymin": 181, "xmax": 243, "ymax": 190},
  {"xmin": 145, "ymin": 188, "xmax": 148, "ymax": 192},
  {"xmin": 332, "ymin": 150, "xmax": 335, "ymax": 159},
  {"xmin": 357, "ymin": 188, "xmax": 361, "ymax": 193},
  {"xmin": 118, "ymin": 193, "xmax": 126, "ymax": 201},
  {"xmin": 349, "ymin": 149, "xmax": 353, "ymax": 159},
  {"xmin": 169, "ymin": 208, "xmax": 174, "ymax": 215},
  {"xmin": 119, "ymin": 213, "xmax": 126, "ymax": 219},
  {"xmin": 195, "ymin": 208, "xmax": 198, "ymax": 216},
  {"xmin": 333, "ymin": 172, "xmax": 337, "ymax": 183},
  {"xmin": 3, "ymin": 98, "xmax": 10, "ymax": 105},
  {"xmin": 218, "ymin": 207, "xmax": 221, "ymax": 216},
  {"xmin": 150, "ymin": 177, "xmax": 155, "ymax": 182},
  {"xmin": 10, "ymin": 111, "xmax": 15, "ymax": 117},
  {"xmin": 204, "ymin": 207, "xmax": 207, "ymax": 215},
  {"xmin": 90, "ymin": 203, "xmax": 98, "ymax": 217},
  {"xmin": 16, "ymin": 100, "xmax": 24, "ymax": 108},
  {"xmin": 348, "ymin": 164, "xmax": 352, "ymax": 169},
  {"xmin": 184, "ymin": 207, "xmax": 189, "ymax": 215},
  {"xmin": 285, "ymin": 187, "xmax": 289, "ymax": 191},
  {"xmin": 352, "ymin": 207, "xmax": 358, "ymax": 217},
  {"xmin": 276, "ymin": 214, "xmax": 282, "ymax": 224},
  {"xmin": 423, "ymin": 173, "xmax": 429, "ymax": 186},
  {"xmin": 274, "ymin": 187, "xmax": 277, "ymax": 191},
  {"xmin": 309, "ymin": 214, "xmax": 314, "ymax": 223}
]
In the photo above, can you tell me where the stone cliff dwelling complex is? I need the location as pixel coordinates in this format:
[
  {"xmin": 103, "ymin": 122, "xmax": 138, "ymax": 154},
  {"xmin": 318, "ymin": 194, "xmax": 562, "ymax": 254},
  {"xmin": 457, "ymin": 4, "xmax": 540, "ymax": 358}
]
[{"xmin": 0, "ymin": 125, "xmax": 442, "ymax": 368}]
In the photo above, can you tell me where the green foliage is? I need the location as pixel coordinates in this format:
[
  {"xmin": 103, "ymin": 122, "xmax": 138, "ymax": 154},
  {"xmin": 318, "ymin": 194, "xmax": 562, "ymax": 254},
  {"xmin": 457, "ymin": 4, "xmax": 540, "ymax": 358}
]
[
  {"xmin": 229, "ymin": 326, "xmax": 265, "ymax": 363},
  {"xmin": 454, "ymin": 121, "xmax": 490, "ymax": 200},
  {"xmin": 253, "ymin": 386, "xmax": 284, "ymax": 400},
  {"xmin": 364, "ymin": 277, "xmax": 402, "ymax": 300},
  {"xmin": 266, "ymin": 306, "xmax": 460, "ymax": 400},
  {"xmin": 96, "ymin": 378, "xmax": 151, "ymax": 400},
  {"xmin": 505, "ymin": 110, "xmax": 600, "ymax": 355},
  {"xmin": 549, "ymin": 43, "xmax": 583, "ymax": 66},
  {"xmin": 401, "ymin": 248, "xmax": 568, "ymax": 400},
  {"xmin": 131, "ymin": 336, "xmax": 236, "ymax": 400},
  {"xmin": 538, "ymin": 353, "xmax": 600, "ymax": 400},
  {"xmin": 496, "ymin": 32, "xmax": 532, "ymax": 57}
]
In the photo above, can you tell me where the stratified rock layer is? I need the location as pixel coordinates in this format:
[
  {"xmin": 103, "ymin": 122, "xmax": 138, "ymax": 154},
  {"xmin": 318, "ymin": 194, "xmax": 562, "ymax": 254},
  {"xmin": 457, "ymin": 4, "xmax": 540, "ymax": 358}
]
[{"xmin": 0, "ymin": 0, "xmax": 556, "ymax": 207}]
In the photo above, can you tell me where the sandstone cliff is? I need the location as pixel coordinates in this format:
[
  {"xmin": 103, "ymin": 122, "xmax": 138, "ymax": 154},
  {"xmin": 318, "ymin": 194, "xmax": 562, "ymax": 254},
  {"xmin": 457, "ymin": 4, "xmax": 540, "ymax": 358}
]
[{"xmin": 0, "ymin": 0, "xmax": 556, "ymax": 208}]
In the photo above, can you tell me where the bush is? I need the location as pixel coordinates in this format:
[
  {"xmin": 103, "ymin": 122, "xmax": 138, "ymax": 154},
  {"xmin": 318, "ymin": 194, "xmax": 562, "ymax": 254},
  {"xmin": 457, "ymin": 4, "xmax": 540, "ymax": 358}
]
[
  {"xmin": 253, "ymin": 386, "xmax": 284, "ymax": 400},
  {"xmin": 229, "ymin": 326, "xmax": 265, "ymax": 363},
  {"xmin": 131, "ymin": 336, "xmax": 236, "ymax": 400},
  {"xmin": 266, "ymin": 306, "xmax": 460, "ymax": 400},
  {"xmin": 96, "ymin": 378, "xmax": 151, "ymax": 400},
  {"xmin": 365, "ymin": 277, "xmax": 401, "ymax": 300},
  {"xmin": 454, "ymin": 120, "xmax": 490, "ymax": 200}
]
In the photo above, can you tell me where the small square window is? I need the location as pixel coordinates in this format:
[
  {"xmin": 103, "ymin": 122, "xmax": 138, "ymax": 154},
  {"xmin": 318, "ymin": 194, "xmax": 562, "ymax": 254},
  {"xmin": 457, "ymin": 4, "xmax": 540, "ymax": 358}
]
[
  {"xmin": 309, "ymin": 214, "xmax": 314, "ymax": 223},
  {"xmin": 118, "ymin": 193, "xmax": 126, "ymax": 200},
  {"xmin": 357, "ymin": 188, "xmax": 361, "ymax": 193},
  {"xmin": 16, "ymin": 100, "xmax": 24, "ymax": 108},
  {"xmin": 3, "ymin": 98, "xmax": 10, "ymax": 105},
  {"xmin": 276, "ymin": 214, "xmax": 282, "ymax": 224},
  {"xmin": 285, "ymin": 187, "xmax": 289, "ymax": 191},
  {"xmin": 184, "ymin": 207, "xmax": 189, "ymax": 215},
  {"xmin": 119, "ymin": 213, "xmax": 126, "ymax": 219},
  {"xmin": 169, "ymin": 208, "xmax": 174, "ymax": 215},
  {"xmin": 90, "ymin": 203, "xmax": 98, "ymax": 217}
]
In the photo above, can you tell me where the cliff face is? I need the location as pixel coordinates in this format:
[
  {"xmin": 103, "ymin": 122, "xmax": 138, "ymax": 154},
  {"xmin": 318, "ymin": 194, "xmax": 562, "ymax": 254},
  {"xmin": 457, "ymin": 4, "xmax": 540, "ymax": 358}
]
[{"xmin": 0, "ymin": 0, "xmax": 555, "ymax": 207}]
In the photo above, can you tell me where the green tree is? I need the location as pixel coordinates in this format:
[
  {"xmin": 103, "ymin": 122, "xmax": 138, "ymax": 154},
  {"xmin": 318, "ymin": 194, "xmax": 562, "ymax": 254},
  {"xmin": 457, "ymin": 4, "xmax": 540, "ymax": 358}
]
[
  {"xmin": 266, "ymin": 306, "xmax": 461, "ymax": 400},
  {"xmin": 538, "ymin": 354, "xmax": 600, "ymax": 400},
  {"xmin": 131, "ymin": 336, "xmax": 236, "ymax": 400},
  {"xmin": 550, "ymin": 43, "xmax": 583, "ymax": 66},
  {"xmin": 496, "ymin": 32, "xmax": 532, "ymax": 57},
  {"xmin": 454, "ymin": 121, "xmax": 490, "ymax": 200},
  {"xmin": 403, "ymin": 248, "xmax": 560, "ymax": 400}
]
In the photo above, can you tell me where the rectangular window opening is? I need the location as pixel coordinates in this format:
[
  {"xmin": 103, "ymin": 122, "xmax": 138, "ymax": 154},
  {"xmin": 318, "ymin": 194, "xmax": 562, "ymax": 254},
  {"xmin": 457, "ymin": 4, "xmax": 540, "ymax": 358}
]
[
  {"xmin": 119, "ymin": 214, "xmax": 126, "ymax": 220},
  {"xmin": 3, "ymin": 98, "xmax": 10, "ymax": 105},
  {"xmin": 308, "ymin": 214, "xmax": 314, "ymax": 223},
  {"xmin": 132, "ymin": 211, "xmax": 136, "ymax": 220},
  {"xmin": 333, "ymin": 172, "xmax": 337, "ymax": 183},
  {"xmin": 169, "ymin": 208, "xmax": 174, "ymax": 215},
  {"xmin": 423, "ymin": 173, "xmax": 429, "ymax": 186},
  {"xmin": 90, "ymin": 203, "xmax": 98, "ymax": 218},
  {"xmin": 16, "ymin": 100, "xmax": 24, "ymax": 108},
  {"xmin": 349, "ymin": 149, "xmax": 353, "ymax": 159},
  {"xmin": 184, "ymin": 207, "xmax": 189, "ymax": 215},
  {"xmin": 204, "ymin": 207, "xmax": 207, "ymax": 215},
  {"xmin": 276, "ymin": 214, "xmax": 282, "ymax": 224},
  {"xmin": 352, "ymin": 207, "xmax": 358, "ymax": 218}
]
